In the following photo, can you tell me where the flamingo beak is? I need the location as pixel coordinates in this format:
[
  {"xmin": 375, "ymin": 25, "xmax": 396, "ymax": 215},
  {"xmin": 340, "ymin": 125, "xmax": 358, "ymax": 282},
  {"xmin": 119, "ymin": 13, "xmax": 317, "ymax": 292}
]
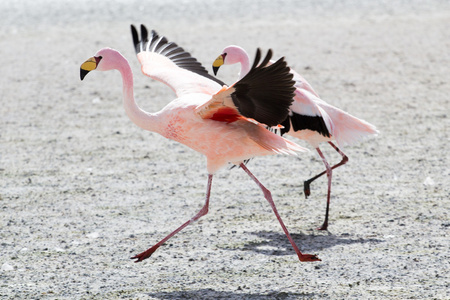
[
  {"xmin": 80, "ymin": 56, "xmax": 101, "ymax": 80},
  {"xmin": 212, "ymin": 53, "xmax": 225, "ymax": 76}
]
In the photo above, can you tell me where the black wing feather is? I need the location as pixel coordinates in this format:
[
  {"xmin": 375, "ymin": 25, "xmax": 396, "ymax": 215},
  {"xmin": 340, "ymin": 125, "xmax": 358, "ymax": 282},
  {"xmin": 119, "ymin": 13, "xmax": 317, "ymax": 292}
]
[
  {"xmin": 290, "ymin": 113, "xmax": 331, "ymax": 137},
  {"xmin": 231, "ymin": 49, "xmax": 296, "ymax": 127},
  {"xmin": 131, "ymin": 24, "xmax": 226, "ymax": 86}
]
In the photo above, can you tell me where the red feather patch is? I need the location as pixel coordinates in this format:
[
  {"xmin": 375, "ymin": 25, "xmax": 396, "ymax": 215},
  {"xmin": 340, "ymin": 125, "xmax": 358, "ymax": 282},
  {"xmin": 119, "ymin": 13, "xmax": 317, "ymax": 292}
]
[{"xmin": 210, "ymin": 107, "xmax": 241, "ymax": 123}]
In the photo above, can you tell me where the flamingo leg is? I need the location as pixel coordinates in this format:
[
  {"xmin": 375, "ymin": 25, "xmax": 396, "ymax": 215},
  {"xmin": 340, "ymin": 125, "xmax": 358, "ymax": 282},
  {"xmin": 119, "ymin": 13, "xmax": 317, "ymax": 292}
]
[
  {"xmin": 303, "ymin": 141, "xmax": 348, "ymax": 198},
  {"xmin": 131, "ymin": 174, "xmax": 213, "ymax": 262},
  {"xmin": 313, "ymin": 148, "xmax": 333, "ymax": 231},
  {"xmin": 239, "ymin": 163, "xmax": 320, "ymax": 262}
]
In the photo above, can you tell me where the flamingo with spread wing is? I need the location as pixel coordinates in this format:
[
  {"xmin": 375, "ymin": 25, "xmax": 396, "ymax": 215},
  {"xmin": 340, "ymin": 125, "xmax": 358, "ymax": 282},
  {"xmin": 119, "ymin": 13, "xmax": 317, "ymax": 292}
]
[
  {"xmin": 80, "ymin": 25, "xmax": 320, "ymax": 262},
  {"xmin": 213, "ymin": 45, "xmax": 378, "ymax": 230}
]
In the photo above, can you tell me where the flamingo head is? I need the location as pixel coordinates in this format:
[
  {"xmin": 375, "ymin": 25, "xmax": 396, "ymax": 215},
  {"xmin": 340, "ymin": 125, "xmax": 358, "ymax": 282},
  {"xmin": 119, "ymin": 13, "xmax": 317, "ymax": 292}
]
[
  {"xmin": 80, "ymin": 48, "xmax": 122, "ymax": 80},
  {"xmin": 212, "ymin": 45, "xmax": 247, "ymax": 76}
]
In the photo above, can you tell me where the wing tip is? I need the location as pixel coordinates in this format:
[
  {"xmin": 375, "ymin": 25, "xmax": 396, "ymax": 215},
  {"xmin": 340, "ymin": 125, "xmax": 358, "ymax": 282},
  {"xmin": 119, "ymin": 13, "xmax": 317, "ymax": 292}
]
[
  {"xmin": 130, "ymin": 24, "xmax": 226, "ymax": 86},
  {"xmin": 131, "ymin": 24, "xmax": 139, "ymax": 54},
  {"xmin": 231, "ymin": 49, "xmax": 296, "ymax": 127}
]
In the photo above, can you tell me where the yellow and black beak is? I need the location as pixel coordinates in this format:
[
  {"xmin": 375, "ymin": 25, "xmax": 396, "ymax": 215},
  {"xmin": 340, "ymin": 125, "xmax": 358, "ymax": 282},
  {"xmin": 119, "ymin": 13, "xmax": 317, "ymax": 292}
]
[
  {"xmin": 212, "ymin": 53, "xmax": 226, "ymax": 76},
  {"xmin": 80, "ymin": 56, "xmax": 101, "ymax": 80}
]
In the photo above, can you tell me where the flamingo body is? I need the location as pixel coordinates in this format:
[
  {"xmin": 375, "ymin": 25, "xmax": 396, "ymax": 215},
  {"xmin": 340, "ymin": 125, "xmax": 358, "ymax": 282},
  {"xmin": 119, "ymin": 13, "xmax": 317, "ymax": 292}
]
[
  {"xmin": 213, "ymin": 45, "xmax": 378, "ymax": 230},
  {"xmin": 284, "ymin": 82, "xmax": 377, "ymax": 148},
  {"xmin": 149, "ymin": 93, "xmax": 302, "ymax": 174},
  {"xmin": 80, "ymin": 25, "xmax": 320, "ymax": 262}
]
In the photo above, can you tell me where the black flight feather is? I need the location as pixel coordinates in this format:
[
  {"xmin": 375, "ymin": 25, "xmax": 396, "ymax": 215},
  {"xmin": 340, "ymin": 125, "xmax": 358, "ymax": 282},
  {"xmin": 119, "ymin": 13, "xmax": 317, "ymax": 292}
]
[
  {"xmin": 277, "ymin": 111, "xmax": 331, "ymax": 138},
  {"xmin": 231, "ymin": 49, "xmax": 296, "ymax": 127},
  {"xmin": 131, "ymin": 24, "xmax": 226, "ymax": 86}
]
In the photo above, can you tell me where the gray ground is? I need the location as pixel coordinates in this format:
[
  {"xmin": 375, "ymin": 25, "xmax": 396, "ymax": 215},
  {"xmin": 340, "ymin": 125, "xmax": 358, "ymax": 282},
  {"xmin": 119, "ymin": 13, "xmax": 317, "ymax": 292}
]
[{"xmin": 1, "ymin": 0, "xmax": 449, "ymax": 299}]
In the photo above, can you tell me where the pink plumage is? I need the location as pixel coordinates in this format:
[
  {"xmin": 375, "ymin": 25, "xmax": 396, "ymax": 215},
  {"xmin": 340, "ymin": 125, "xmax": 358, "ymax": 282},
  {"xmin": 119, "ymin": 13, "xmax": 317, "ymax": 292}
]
[
  {"xmin": 213, "ymin": 45, "xmax": 378, "ymax": 230},
  {"xmin": 80, "ymin": 25, "xmax": 320, "ymax": 262}
]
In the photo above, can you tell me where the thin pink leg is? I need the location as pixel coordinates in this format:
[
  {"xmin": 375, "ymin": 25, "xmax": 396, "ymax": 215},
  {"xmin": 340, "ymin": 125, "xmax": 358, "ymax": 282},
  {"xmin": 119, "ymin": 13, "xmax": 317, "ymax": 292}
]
[
  {"xmin": 314, "ymin": 148, "xmax": 332, "ymax": 231},
  {"xmin": 303, "ymin": 142, "xmax": 348, "ymax": 198},
  {"xmin": 239, "ymin": 163, "xmax": 320, "ymax": 262},
  {"xmin": 131, "ymin": 174, "xmax": 213, "ymax": 262}
]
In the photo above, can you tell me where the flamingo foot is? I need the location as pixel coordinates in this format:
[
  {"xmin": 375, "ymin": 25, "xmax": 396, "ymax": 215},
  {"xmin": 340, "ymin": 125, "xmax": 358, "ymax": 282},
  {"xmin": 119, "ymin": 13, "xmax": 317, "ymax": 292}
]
[
  {"xmin": 316, "ymin": 220, "xmax": 328, "ymax": 231},
  {"xmin": 131, "ymin": 245, "xmax": 159, "ymax": 262},
  {"xmin": 303, "ymin": 181, "xmax": 312, "ymax": 198},
  {"xmin": 298, "ymin": 253, "xmax": 321, "ymax": 262}
]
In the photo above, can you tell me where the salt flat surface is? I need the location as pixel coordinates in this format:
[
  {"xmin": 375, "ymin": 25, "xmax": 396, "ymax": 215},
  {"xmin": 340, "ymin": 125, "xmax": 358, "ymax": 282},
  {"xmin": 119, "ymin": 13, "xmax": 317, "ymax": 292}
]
[{"xmin": 1, "ymin": 0, "xmax": 449, "ymax": 298}]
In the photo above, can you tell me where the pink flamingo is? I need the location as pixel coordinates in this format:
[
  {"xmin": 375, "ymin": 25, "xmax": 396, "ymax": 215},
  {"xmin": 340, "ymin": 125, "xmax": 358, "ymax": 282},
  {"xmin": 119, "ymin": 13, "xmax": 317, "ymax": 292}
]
[
  {"xmin": 213, "ymin": 45, "xmax": 378, "ymax": 230},
  {"xmin": 80, "ymin": 25, "xmax": 320, "ymax": 262}
]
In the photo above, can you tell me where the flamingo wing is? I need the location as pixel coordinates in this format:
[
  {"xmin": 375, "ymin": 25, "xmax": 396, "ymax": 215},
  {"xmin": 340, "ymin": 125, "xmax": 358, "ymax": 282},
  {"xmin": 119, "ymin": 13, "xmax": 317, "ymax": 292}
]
[
  {"xmin": 196, "ymin": 49, "xmax": 296, "ymax": 128},
  {"xmin": 289, "ymin": 67, "xmax": 378, "ymax": 146},
  {"xmin": 279, "ymin": 88, "xmax": 334, "ymax": 138},
  {"xmin": 131, "ymin": 25, "xmax": 225, "ymax": 97},
  {"xmin": 290, "ymin": 67, "xmax": 319, "ymax": 98},
  {"xmin": 195, "ymin": 52, "xmax": 307, "ymax": 156}
]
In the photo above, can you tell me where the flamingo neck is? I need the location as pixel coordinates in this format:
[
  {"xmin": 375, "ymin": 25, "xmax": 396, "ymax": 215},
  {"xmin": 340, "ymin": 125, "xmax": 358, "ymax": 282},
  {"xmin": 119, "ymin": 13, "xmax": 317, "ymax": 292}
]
[
  {"xmin": 236, "ymin": 49, "xmax": 251, "ymax": 80},
  {"xmin": 117, "ymin": 59, "xmax": 160, "ymax": 133}
]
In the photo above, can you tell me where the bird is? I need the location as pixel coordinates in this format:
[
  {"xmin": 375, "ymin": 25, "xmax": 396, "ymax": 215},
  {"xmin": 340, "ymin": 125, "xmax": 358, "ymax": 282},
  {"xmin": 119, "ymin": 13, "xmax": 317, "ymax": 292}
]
[
  {"xmin": 212, "ymin": 45, "xmax": 378, "ymax": 231},
  {"xmin": 80, "ymin": 25, "xmax": 321, "ymax": 262}
]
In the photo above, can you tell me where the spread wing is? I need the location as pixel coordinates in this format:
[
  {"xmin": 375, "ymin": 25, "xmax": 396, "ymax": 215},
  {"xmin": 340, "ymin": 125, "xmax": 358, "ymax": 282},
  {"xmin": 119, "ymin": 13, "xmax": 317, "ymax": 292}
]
[
  {"xmin": 196, "ymin": 49, "xmax": 296, "ymax": 127},
  {"xmin": 279, "ymin": 88, "xmax": 334, "ymax": 138},
  {"xmin": 131, "ymin": 24, "xmax": 225, "ymax": 97}
]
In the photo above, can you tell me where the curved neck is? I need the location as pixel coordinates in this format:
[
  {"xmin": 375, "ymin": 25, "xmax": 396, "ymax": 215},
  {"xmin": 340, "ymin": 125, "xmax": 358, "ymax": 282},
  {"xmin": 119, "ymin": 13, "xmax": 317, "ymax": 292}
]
[
  {"xmin": 236, "ymin": 48, "xmax": 251, "ymax": 80},
  {"xmin": 117, "ymin": 59, "xmax": 159, "ymax": 133}
]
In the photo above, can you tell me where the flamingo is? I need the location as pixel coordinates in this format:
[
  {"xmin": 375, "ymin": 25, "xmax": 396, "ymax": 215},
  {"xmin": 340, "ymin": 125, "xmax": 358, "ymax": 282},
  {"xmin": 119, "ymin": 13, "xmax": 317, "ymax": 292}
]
[
  {"xmin": 79, "ymin": 25, "xmax": 320, "ymax": 262},
  {"xmin": 212, "ymin": 45, "xmax": 378, "ymax": 231}
]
